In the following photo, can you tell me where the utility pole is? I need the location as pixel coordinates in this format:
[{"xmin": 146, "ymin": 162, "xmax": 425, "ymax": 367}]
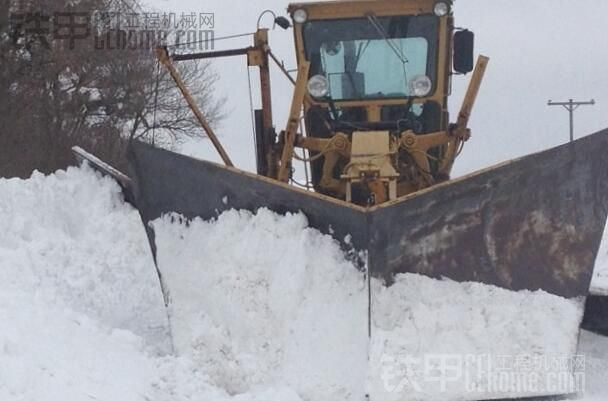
[{"xmin": 548, "ymin": 99, "xmax": 596, "ymax": 143}]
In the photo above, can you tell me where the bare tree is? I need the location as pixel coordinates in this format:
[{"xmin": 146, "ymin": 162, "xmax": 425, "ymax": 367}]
[{"xmin": 0, "ymin": 0, "xmax": 224, "ymax": 178}]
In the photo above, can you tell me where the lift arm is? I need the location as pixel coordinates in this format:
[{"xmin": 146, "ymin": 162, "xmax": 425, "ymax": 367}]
[
  {"xmin": 453, "ymin": 55, "xmax": 490, "ymax": 138},
  {"xmin": 156, "ymin": 47, "xmax": 234, "ymax": 167}
]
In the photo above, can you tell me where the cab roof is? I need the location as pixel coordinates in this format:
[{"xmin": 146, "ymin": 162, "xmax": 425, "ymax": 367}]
[{"xmin": 287, "ymin": 0, "xmax": 446, "ymax": 20}]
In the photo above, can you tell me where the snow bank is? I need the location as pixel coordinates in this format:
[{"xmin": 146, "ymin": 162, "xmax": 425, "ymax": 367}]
[
  {"xmin": 153, "ymin": 209, "xmax": 586, "ymax": 401},
  {"xmin": 152, "ymin": 210, "xmax": 369, "ymax": 401},
  {"xmin": 0, "ymin": 291, "xmax": 154, "ymax": 400},
  {"xmin": 0, "ymin": 167, "xmax": 168, "ymax": 348},
  {"xmin": 1, "ymin": 166, "xmax": 603, "ymax": 401},
  {"xmin": 0, "ymin": 168, "xmax": 300, "ymax": 401},
  {"xmin": 578, "ymin": 331, "xmax": 608, "ymax": 401},
  {"xmin": 369, "ymin": 275, "xmax": 584, "ymax": 401}
]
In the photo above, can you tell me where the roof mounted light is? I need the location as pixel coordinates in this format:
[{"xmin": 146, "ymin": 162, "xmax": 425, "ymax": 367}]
[
  {"xmin": 293, "ymin": 8, "xmax": 308, "ymax": 24},
  {"xmin": 433, "ymin": 1, "xmax": 450, "ymax": 17}
]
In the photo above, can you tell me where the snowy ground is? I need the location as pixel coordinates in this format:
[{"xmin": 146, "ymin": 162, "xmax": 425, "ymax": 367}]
[
  {"xmin": 0, "ymin": 168, "xmax": 292, "ymax": 401},
  {"xmin": 0, "ymin": 167, "xmax": 606, "ymax": 401},
  {"xmin": 153, "ymin": 210, "xmax": 369, "ymax": 401},
  {"xmin": 154, "ymin": 210, "xmax": 587, "ymax": 401}
]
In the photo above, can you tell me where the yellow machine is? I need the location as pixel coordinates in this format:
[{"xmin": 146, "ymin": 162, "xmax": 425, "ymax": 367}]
[
  {"xmin": 157, "ymin": 0, "xmax": 488, "ymax": 207},
  {"xmin": 75, "ymin": 2, "xmax": 608, "ymax": 399},
  {"xmin": 285, "ymin": 0, "xmax": 487, "ymax": 205}
]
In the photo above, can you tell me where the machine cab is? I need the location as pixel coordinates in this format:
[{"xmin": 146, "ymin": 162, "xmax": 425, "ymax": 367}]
[
  {"xmin": 292, "ymin": 1, "xmax": 448, "ymax": 130},
  {"xmin": 286, "ymin": 0, "xmax": 474, "ymax": 201}
]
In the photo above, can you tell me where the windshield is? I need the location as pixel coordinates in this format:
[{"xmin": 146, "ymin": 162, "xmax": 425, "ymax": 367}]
[{"xmin": 303, "ymin": 15, "xmax": 438, "ymax": 101}]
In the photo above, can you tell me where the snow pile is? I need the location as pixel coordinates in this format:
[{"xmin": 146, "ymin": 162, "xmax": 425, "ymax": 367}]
[
  {"xmin": 0, "ymin": 166, "xmax": 604, "ymax": 401},
  {"xmin": 0, "ymin": 167, "xmax": 162, "ymax": 400},
  {"xmin": 0, "ymin": 167, "xmax": 168, "ymax": 348},
  {"xmin": 369, "ymin": 275, "xmax": 583, "ymax": 401},
  {"xmin": 0, "ymin": 168, "xmax": 300, "ymax": 401},
  {"xmin": 153, "ymin": 210, "xmax": 586, "ymax": 401},
  {"xmin": 0, "ymin": 293, "xmax": 154, "ymax": 401},
  {"xmin": 579, "ymin": 331, "xmax": 608, "ymax": 401},
  {"xmin": 153, "ymin": 210, "xmax": 369, "ymax": 401},
  {"xmin": 591, "ymin": 223, "xmax": 608, "ymax": 295}
]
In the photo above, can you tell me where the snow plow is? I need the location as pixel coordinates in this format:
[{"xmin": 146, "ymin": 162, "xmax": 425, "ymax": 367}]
[{"xmin": 74, "ymin": 0, "xmax": 608, "ymax": 400}]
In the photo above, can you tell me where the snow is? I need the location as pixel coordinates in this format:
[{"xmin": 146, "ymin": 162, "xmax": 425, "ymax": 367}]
[
  {"xmin": 152, "ymin": 210, "xmax": 369, "ymax": 401},
  {"xmin": 369, "ymin": 275, "xmax": 584, "ymax": 401},
  {"xmin": 578, "ymin": 331, "xmax": 608, "ymax": 401},
  {"xmin": 0, "ymin": 294, "xmax": 155, "ymax": 401},
  {"xmin": 0, "ymin": 167, "xmax": 161, "ymax": 400},
  {"xmin": 0, "ymin": 166, "xmax": 606, "ymax": 401},
  {"xmin": 154, "ymin": 210, "xmax": 586, "ymax": 401},
  {"xmin": 0, "ymin": 167, "xmax": 168, "ymax": 349},
  {"xmin": 0, "ymin": 167, "xmax": 294, "ymax": 401}
]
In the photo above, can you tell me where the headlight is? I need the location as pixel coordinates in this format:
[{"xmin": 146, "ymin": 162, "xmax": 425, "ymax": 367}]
[
  {"xmin": 307, "ymin": 75, "xmax": 329, "ymax": 98},
  {"xmin": 434, "ymin": 1, "xmax": 450, "ymax": 17},
  {"xmin": 293, "ymin": 8, "xmax": 308, "ymax": 24},
  {"xmin": 409, "ymin": 75, "xmax": 432, "ymax": 97}
]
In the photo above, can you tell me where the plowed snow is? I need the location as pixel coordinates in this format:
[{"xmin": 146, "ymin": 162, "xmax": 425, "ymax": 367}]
[{"xmin": 0, "ymin": 167, "xmax": 606, "ymax": 401}]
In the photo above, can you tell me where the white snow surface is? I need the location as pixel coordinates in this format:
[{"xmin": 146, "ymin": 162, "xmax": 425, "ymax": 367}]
[
  {"xmin": 578, "ymin": 331, "xmax": 608, "ymax": 401},
  {"xmin": 154, "ymin": 212, "xmax": 584, "ymax": 401},
  {"xmin": 369, "ymin": 275, "xmax": 583, "ymax": 401},
  {"xmin": 0, "ymin": 167, "xmax": 168, "ymax": 349},
  {"xmin": 0, "ymin": 167, "xmax": 298, "ymax": 401},
  {"xmin": 153, "ymin": 210, "xmax": 369, "ymax": 401},
  {"xmin": 0, "ymin": 166, "xmax": 606, "ymax": 401}
]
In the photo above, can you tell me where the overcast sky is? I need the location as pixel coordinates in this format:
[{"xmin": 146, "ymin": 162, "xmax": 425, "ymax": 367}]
[{"xmin": 145, "ymin": 0, "xmax": 608, "ymax": 178}]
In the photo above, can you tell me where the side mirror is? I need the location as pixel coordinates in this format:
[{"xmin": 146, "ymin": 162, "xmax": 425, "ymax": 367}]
[
  {"xmin": 453, "ymin": 30, "xmax": 475, "ymax": 74},
  {"xmin": 274, "ymin": 16, "xmax": 291, "ymax": 30}
]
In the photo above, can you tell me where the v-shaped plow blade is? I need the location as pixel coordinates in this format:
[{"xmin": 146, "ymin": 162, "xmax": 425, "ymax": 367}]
[
  {"xmin": 122, "ymin": 129, "xmax": 608, "ymax": 401},
  {"xmin": 128, "ymin": 128, "xmax": 608, "ymax": 300}
]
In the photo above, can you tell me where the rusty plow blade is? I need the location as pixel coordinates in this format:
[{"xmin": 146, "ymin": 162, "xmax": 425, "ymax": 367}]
[
  {"xmin": 127, "ymin": 128, "xmax": 608, "ymax": 401},
  {"xmin": 129, "ymin": 129, "xmax": 608, "ymax": 300}
]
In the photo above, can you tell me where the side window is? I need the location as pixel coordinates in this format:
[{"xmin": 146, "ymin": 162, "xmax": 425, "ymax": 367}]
[{"xmin": 321, "ymin": 41, "xmax": 346, "ymax": 99}]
